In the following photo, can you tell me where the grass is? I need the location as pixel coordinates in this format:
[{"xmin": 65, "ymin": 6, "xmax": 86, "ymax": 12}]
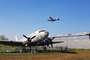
[
  {"xmin": 1, "ymin": 45, "xmax": 90, "ymax": 60},
  {"xmin": 0, "ymin": 51, "xmax": 90, "ymax": 60}
]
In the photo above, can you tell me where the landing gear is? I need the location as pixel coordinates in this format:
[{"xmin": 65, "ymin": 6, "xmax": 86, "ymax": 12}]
[
  {"xmin": 20, "ymin": 47, "xmax": 26, "ymax": 53},
  {"xmin": 42, "ymin": 46, "xmax": 47, "ymax": 53}
]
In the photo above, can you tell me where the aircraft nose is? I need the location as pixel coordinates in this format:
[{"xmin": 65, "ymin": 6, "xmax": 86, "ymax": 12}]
[{"xmin": 44, "ymin": 31, "xmax": 49, "ymax": 36}]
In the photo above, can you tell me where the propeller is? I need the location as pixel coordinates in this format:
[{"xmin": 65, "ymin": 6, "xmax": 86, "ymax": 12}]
[
  {"xmin": 47, "ymin": 37, "xmax": 55, "ymax": 48},
  {"xmin": 23, "ymin": 35, "xmax": 36, "ymax": 47}
]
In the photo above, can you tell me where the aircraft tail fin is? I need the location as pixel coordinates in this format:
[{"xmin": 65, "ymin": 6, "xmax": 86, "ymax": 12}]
[
  {"xmin": 15, "ymin": 35, "xmax": 18, "ymax": 41},
  {"xmin": 56, "ymin": 17, "xmax": 60, "ymax": 20}
]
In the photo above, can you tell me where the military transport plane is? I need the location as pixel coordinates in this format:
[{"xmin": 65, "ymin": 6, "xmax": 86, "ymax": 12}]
[
  {"xmin": 48, "ymin": 17, "xmax": 60, "ymax": 21},
  {"xmin": 0, "ymin": 29, "xmax": 63, "ymax": 52}
]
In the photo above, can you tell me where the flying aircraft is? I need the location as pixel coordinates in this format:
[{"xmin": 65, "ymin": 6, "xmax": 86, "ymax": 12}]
[
  {"xmin": 0, "ymin": 29, "xmax": 63, "ymax": 52},
  {"xmin": 48, "ymin": 17, "xmax": 60, "ymax": 21}
]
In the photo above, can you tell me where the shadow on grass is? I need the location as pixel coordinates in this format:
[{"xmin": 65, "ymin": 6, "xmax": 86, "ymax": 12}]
[
  {"xmin": 0, "ymin": 51, "xmax": 20, "ymax": 53},
  {"xmin": 36, "ymin": 50, "xmax": 77, "ymax": 54},
  {"xmin": 0, "ymin": 49, "xmax": 77, "ymax": 54}
]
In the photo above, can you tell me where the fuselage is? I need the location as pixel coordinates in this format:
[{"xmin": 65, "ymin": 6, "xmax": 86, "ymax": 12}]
[
  {"xmin": 19, "ymin": 30, "xmax": 49, "ymax": 44},
  {"xmin": 48, "ymin": 19, "xmax": 56, "ymax": 21},
  {"xmin": 48, "ymin": 17, "xmax": 60, "ymax": 21}
]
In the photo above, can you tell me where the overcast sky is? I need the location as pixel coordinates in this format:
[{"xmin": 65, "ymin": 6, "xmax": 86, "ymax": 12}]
[{"xmin": 0, "ymin": 0, "xmax": 90, "ymax": 40}]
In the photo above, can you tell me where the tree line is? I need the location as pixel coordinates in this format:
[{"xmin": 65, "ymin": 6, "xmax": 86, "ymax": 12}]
[{"xmin": 0, "ymin": 35, "xmax": 8, "ymax": 40}]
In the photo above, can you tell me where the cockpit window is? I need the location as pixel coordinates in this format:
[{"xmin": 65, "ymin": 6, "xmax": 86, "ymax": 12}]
[{"xmin": 39, "ymin": 30, "xmax": 45, "ymax": 33}]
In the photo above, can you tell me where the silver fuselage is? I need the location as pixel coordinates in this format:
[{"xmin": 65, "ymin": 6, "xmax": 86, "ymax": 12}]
[{"xmin": 19, "ymin": 30, "xmax": 49, "ymax": 44}]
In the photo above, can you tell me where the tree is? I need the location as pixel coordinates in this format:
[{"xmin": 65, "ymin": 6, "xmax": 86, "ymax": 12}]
[{"xmin": 0, "ymin": 35, "xmax": 8, "ymax": 40}]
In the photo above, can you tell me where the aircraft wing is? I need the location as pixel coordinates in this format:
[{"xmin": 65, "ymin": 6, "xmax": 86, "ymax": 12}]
[
  {"xmin": 52, "ymin": 41, "xmax": 64, "ymax": 44},
  {"xmin": 50, "ymin": 17, "xmax": 53, "ymax": 20},
  {"xmin": 0, "ymin": 40, "xmax": 22, "ymax": 46},
  {"xmin": 38, "ymin": 41, "xmax": 64, "ymax": 46}
]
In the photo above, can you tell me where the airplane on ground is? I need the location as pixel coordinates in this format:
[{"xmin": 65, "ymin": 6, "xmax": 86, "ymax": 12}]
[
  {"xmin": 48, "ymin": 17, "xmax": 60, "ymax": 22},
  {"xmin": 0, "ymin": 29, "xmax": 63, "ymax": 52}
]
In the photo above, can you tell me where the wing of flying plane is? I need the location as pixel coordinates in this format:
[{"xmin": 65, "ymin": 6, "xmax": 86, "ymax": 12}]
[
  {"xmin": 48, "ymin": 17, "xmax": 56, "ymax": 21},
  {"xmin": 50, "ymin": 17, "xmax": 53, "ymax": 20}
]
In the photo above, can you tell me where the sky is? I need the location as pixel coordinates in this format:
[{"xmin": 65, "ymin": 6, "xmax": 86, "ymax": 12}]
[{"xmin": 0, "ymin": 0, "xmax": 90, "ymax": 40}]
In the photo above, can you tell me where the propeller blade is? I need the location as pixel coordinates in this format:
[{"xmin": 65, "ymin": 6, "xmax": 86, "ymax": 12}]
[
  {"xmin": 23, "ymin": 35, "xmax": 31, "ymax": 41},
  {"xmin": 23, "ymin": 35, "xmax": 28, "ymax": 38},
  {"xmin": 31, "ymin": 36, "xmax": 36, "ymax": 39},
  {"xmin": 51, "ymin": 43, "xmax": 53, "ymax": 48},
  {"xmin": 48, "ymin": 37, "xmax": 55, "ymax": 48},
  {"xmin": 52, "ymin": 37, "xmax": 55, "ymax": 40},
  {"xmin": 28, "ymin": 36, "xmax": 36, "ymax": 48},
  {"xmin": 23, "ymin": 35, "xmax": 36, "ymax": 48},
  {"xmin": 50, "ymin": 39, "xmax": 53, "ymax": 48}
]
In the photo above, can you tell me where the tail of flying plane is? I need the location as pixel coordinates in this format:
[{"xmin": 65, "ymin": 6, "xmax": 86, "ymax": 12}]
[
  {"xmin": 56, "ymin": 17, "xmax": 60, "ymax": 20},
  {"xmin": 15, "ymin": 35, "xmax": 18, "ymax": 41}
]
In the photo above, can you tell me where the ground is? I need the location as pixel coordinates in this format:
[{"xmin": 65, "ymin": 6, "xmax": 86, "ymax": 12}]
[{"xmin": 0, "ymin": 49, "xmax": 90, "ymax": 60}]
